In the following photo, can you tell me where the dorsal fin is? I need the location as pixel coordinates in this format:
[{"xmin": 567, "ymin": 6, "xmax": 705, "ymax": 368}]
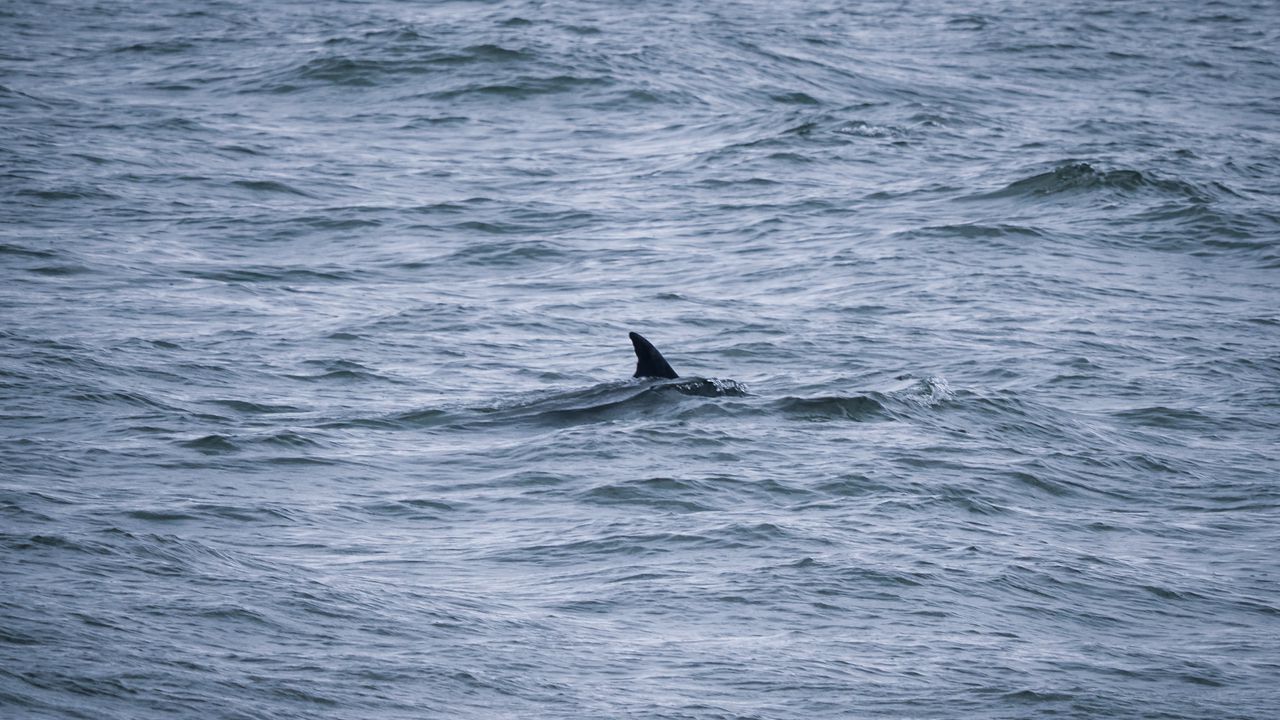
[{"xmin": 629, "ymin": 331, "xmax": 679, "ymax": 379}]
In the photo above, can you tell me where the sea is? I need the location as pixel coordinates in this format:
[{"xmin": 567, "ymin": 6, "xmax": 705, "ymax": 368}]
[{"xmin": 2, "ymin": 1, "xmax": 1278, "ymax": 718}]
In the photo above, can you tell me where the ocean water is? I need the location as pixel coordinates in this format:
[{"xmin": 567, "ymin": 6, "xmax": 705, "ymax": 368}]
[{"xmin": 2, "ymin": 0, "xmax": 1279, "ymax": 717}]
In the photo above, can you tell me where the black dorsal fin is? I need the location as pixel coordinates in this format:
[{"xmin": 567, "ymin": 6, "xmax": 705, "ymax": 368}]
[{"xmin": 629, "ymin": 331, "xmax": 679, "ymax": 379}]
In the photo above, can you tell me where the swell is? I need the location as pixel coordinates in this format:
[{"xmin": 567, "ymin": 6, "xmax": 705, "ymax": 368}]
[
  {"xmin": 959, "ymin": 161, "xmax": 1275, "ymax": 260},
  {"xmin": 383, "ymin": 378, "xmax": 751, "ymax": 431},
  {"xmin": 320, "ymin": 375, "xmax": 966, "ymax": 435},
  {"xmin": 967, "ymin": 162, "xmax": 1219, "ymax": 202}
]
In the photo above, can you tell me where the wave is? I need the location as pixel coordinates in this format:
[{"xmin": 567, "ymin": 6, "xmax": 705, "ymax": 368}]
[
  {"xmin": 205, "ymin": 399, "xmax": 301, "ymax": 415},
  {"xmin": 427, "ymin": 75, "xmax": 611, "ymax": 101},
  {"xmin": 181, "ymin": 265, "xmax": 356, "ymax": 284},
  {"xmin": 580, "ymin": 476, "xmax": 717, "ymax": 513},
  {"xmin": 284, "ymin": 359, "xmax": 400, "ymax": 384},
  {"xmin": 770, "ymin": 376, "xmax": 954, "ymax": 422},
  {"xmin": 578, "ymin": 474, "xmax": 822, "ymax": 520},
  {"xmin": 229, "ymin": 179, "xmax": 313, "ymax": 197},
  {"xmin": 176, "ymin": 430, "xmax": 325, "ymax": 455},
  {"xmin": 489, "ymin": 520, "xmax": 796, "ymax": 564},
  {"xmin": 440, "ymin": 239, "xmax": 570, "ymax": 266},
  {"xmin": 385, "ymin": 378, "xmax": 750, "ymax": 431},
  {"xmin": 772, "ymin": 394, "xmax": 889, "ymax": 421},
  {"xmin": 967, "ymin": 161, "xmax": 1217, "ymax": 202},
  {"xmin": 243, "ymin": 43, "xmax": 539, "ymax": 92},
  {"xmin": 902, "ymin": 223, "xmax": 1045, "ymax": 239},
  {"xmin": 0, "ymin": 242, "xmax": 58, "ymax": 259},
  {"xmin": 354, "ymin": 375, "xmax": 964, "ymax": 434},
  {"xmin": 1110, "ymin": 405, "xmax": 1219, "ymax": 430},
  {"xmin": 305, "ymin": 369, "xmax": 982, "ymax": 436}
]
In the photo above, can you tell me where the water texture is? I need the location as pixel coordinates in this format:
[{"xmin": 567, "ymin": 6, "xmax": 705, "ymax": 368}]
[{"xmin": 2, "ymin": 1, "xmax": 1279, "ymax": 718}]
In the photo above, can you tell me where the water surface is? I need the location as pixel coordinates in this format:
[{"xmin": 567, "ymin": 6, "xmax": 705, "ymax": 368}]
[{"xmin": 2, "ymin": 1, "xmax": 1279, "ymax": 718}]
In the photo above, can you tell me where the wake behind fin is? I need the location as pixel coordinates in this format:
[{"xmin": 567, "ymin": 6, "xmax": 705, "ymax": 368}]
[{"xmin": 629, "ymin": 331, "xmax": 679, "ymax": 379}]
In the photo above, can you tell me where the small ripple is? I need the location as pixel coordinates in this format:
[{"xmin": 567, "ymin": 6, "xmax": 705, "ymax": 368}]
[
  {"xmin": 1003, "ymin": 470, "xmax": 1074, "ymax": 497},
  {"xmin": 125, "ymin": 509, "xmax": 198, "ymax": 522},
  {"xmin": 229, "ymin": 179, "xmax": 313, "ymax": 197},
  {"xmin": 26, "ymin": 264, "xmax": 94, "ymax": 276},
  {"xmin": 494, "ymin": 522, "xmax": 795, "ymax": 565},
  {"xmin": 892, "ymin": 376, "xmax": 955, "ymax": 407},
  {"xmin": 388, "ymin": 378, "xmax": 749, "ymax": 431},
  {"xmin": 0, "ymin": 242, "xmax": 57, "ymax": 259},
  {"xmin": 15, "ymin": 186, "xmax": 118, "ymax": 201},
  {"xmin": 183, "ymin": 266, "xmax": 355, "ymax": 284},
  {"xmin": 355, "ymin": 498, "xmax": 456, "ymax": 518},
  {"xmin": 4, "ymin": 533, "xmax": 112, "ymax": 556},
  {"xmin": 429, "ymin": 74, "xmax": 610, "ymax": 100},
  {"xmin": 176, "ymin": 430, "xmax": 327, "ymax": 456},
  {"xmin": 835, "ymin": 119, "xmax": 906, "ymax": 139},
  {"xmin": 66, "ymin": 390, "xmax": 178, "ymax": 412},
  {"xmin": 285, "ymin": 369, "xmax": 390, "ymax": 383},
  {"xmin": 206, "ymin": 399, "xmax": 302, "ymax": 415},
  {"xmin": 190, "ymin": 503, "xmax": 297, "ymax": 523},
  {"xmin": 903, "ymin": 223, "xmax": 1045, "ymax": 239},
  {"xmin": 285, "ymin": 360, "xmax": 396, "ymax": 384},
  {"xmin": 178, "ymin": 434, "xmax": 239, "ymax": 454},
  {"xmin": 1111, "ymin": 405, "xmax": 1217, "ymax": 430},
  {"xmin": 258, "ymin": 43, "xmax": 537, "ymax": 91},
  {"xmin": 442, "ymin": 239, "xmax": 569, "ymax": 265},
  {"xmin": 580, "ymin": 477, "xmax": 716, "ymax": 513},
  {"xmin": 261, "ymin": 432, "xmax": 321, "ymax": 448}
]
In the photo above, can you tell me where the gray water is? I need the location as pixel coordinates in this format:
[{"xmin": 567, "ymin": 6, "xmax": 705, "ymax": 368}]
[{"xmin": 3, "ymin": 1, "xmax": 1279, "ymax": 718}]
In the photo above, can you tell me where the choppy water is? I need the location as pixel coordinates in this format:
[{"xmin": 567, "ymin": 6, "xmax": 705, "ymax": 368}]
[{"xmin": 3, "ymin": 1, "xmax": 1280, "ymax": 718}]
